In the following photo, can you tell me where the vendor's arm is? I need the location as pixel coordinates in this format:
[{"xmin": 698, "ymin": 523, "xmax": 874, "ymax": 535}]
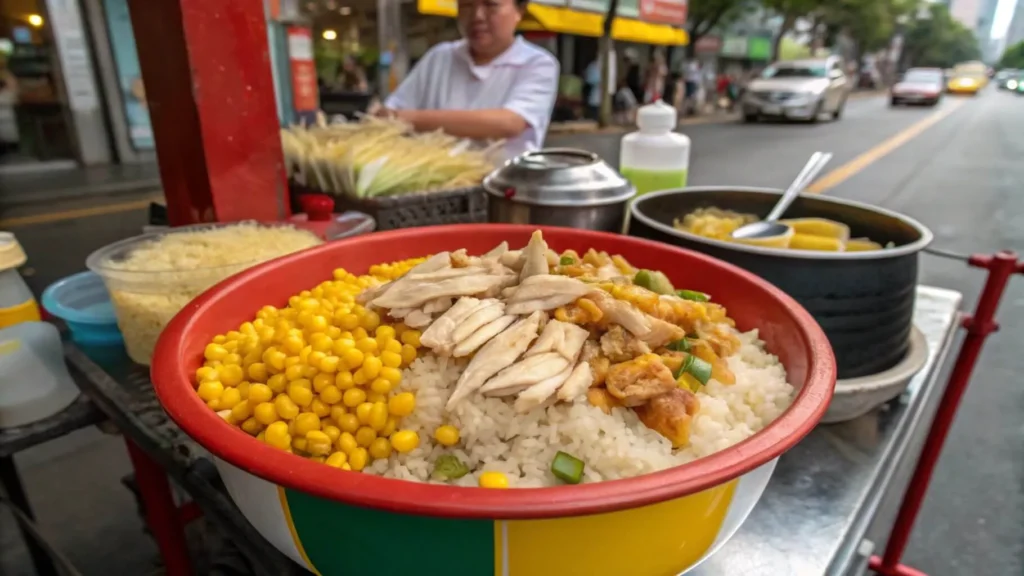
[{"xmin": 386, "ymin": 52, "xmax": 560, "ymax": 141}]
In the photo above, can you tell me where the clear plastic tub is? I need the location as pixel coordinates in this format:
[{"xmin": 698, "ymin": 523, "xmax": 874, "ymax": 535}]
[{"xmin": 86, "ymin": 222, "xmax": 322, "ymax": 365}]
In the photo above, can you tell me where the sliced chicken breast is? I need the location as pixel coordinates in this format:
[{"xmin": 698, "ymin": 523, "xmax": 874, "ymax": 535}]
[
  {"xmin": 519, "ymin": 230, "xmax": 550, "ymax": 281},
  {"xmin": 453, "ymin": 315, "xmax": 517, "ymax": 357},
  {"xmin": 505, "ymin": 275, "xmax": 594, "ymax": 315},
  {"xmin": 451, "ymin": 299, "xmax": 505, "ymax": 343},
  {"xmin": 420, "ymin": 297, "xmax": 481, "ymax": 352},
  {"xmin": 480, "ymin": 352, "xmax": 570, "ymax": 397},
  {"xmin": 555, "ymin": 362, "xmax": 594, "ymax": 402},
  {"xmin": 514, "ymin": 365, "xmax": 573, "ymax": 413},
  {"xmin": 445, "ymin": 311, "xmax": 544, "ymax": 410},
  {"xmin": 371, "ymin": 272, "xmax": 510, "ymax": 309}
]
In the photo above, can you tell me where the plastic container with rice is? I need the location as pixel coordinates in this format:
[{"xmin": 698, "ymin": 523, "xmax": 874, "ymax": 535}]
[{"xmin": 87, "ymin": 222, "xmax": 322, "ymax": 365}]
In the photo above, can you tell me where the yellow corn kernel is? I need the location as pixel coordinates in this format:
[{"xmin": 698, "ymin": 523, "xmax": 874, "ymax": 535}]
[
  {"xmin": 338, "ymin": 312, "xmax": 359, "ymax": 331},
  {"xmin": 197, "ymin": 380, "xmax": 224, "ymax": 402},
  {"xmin": 284, "ymin": 364, "xmax": 305, "ymax": 381},
  {"xmin": 380, "ymin": 366, "xmax": 402, "ymax": 386},
  {"xmin": 247, "ymin": 363, "xmax": 268, "ymax": 383},
  {"xmin": 325, "ymin": 451, "xmax": 348, "ymax": 468},
  {"xmin": 309, "ymin": 333, "xmax": 333, "ymax": 352},
  {"xmin": 282, "ymin": 335, "xmax": 304, "ymax": 355},
  {"xmin": 390, "ymin": 430, "xmax": 419, "ymax": 454},
  {"xmin": 248, "ymin": 383, "xmax": 273, "ymax": 405},
  {"xmin": 369, "ymin": 377, "xmax": 392, "ymax": 395},
  {"xmin": 360, "ymin": 310, "xmax": 381, "ymax": 331},
  {"xmin": 355, "ymin": 402, "xmax": 374, "ymax": 425},
  {"xmin": 263, "ymin": 348, "xmax": 286, "ymax": 372},
  {"xmin": 322, "ymin": 425, "xmax": 341, "ymax": 444},
  {"xmin": 218, "ymin": 388, "xmax": 242, "ymax": 410},
  {"xmin": 253, "ymin": 402, "xmax": 279, "ymax": 426},
  {"xmin": 306, "ymin": 430, "xmax": 332, "ymax": 456},
  {"xmin": 318, "ymin": 355, "xmax": 340, "ymax": 374},
  {"xmin": 355, "ymin": 426, "xmax": 377, "ymax": 447},
  {"xmin": 400, "ymin": 330, "xmax": 421, "ymax": 348},
  {"xmin": 375, "ymin": 325, "xmax": 396, "ymax": 342},
  {"xmin": 292, "ymin": 437, "xmax": 308, "ymax": 453},
  {"xmin": 196, "ymin": 366, "xmax": 219, "ymax": 383},
  {"xmin": 381, "ymin": 417, "xmax": 397, "ymax": 437},
  {"xmin": 352, "ymin": 327, "xmax": 369, "ymax": 341},
  {"xmin": 368, "ymin": 402, "xmax": 389, "ymax": 431},
  {"xmin": 267, "ymin": 374, "xmax": 288, "ymax": 394},
  {"xmin": 434, "ymin": 425, "xmax": 460, "ymax": 447},
  {"xmin": 204, "ymin": 343, "xmax": 228, "ymax": 362},
  {"xmin": 310, "ymin": 398, "xmax": 331, "ymax": 418},
  {"xmin": 307, "ymin": 350, "xmax": 326, "ymax": 369},
  {"xmin": 337, "ymin": 432, "xmax": 358, "ymax": 454},
  {"xmin": 274, "ymin": 395, "xmax": 300, "ymax": 420},
  {"xmin": 287, "ymin": 383, "xmax": 314, "ymax": 407},
  {"xmin": 380, "ymin": 350, "xmax": 403, "ymax": 369},
  {"xmin": 383, "ymin": 338, "xmax": 403, "ymax": 355},
  {"xmin": 349, "ymin": 447, "xmax": 369, "ymax": 471},
  {"xmin": 400, "ymin": 344, "xmax": 417, "ymax": 366},
  {"xmin": 230, "ymin": 400, "xmax": 252, "ymax": 422},
  {"xmin": 312, "ymin": 373, "xmax": 334, "ymax": 393},
  {"xmin": 264, "ymin": 421, "xmax": 291, "ymax": 450},
  {"xmin": 240, "ymin": 417, "xmax": 263, "ymax": 435},
  {"xmin": 387, "ymin": 392, "xmax": 416, "ymax": 417},
  {"xmin": 355, "ymin": 337, "xmax": 379, "ymax": 355},
  {"xmin": 320, "ymin": 385, "xmax": 343, "ymax": 405},
  {"xmin": 576, "ymin": 298, "xmax": 603, "ymax": 323},
  {"xmin": 337, "ymin": 413, "xmax": 360, "ymax": 434},
  {"xmin": 335, "ymin": 370, "xmax": 355, "ymax": 390},
  {"xmin": 478, "ymin": 471, "xmax": 510, "ymax": 489},
  {"xmin": 369, "ymin": 437, "xmax": 392, "ymax": 460},
  {"xmin": 362, "ymin": 355, "xmax": 382, "ymax": 379},
  {"xmin": 554, "ymin": 307, "xmax": 570, "ymax": 322},
  {"xmin": 343, "ymin": 388, "xmax": 367, "ymax": 408},
  {"xmin": 236, "ymin": 381, "xmax": 251, "ymax": 400},
  {"xmin": 293, "ymin": 412, "xmax": 321, "ymax": 436},
  {"xmin": 340, "ymin": 347, "xmax": 364, "ymax": 370}
]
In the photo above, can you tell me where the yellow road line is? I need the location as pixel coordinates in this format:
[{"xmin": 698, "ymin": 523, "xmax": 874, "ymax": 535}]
[
  {"xmin": 806, "ymin": 99, "xmax": 965, "ymax": 194},
  {"xmin": 0, "ymin": 195, "xmax": 162, "ymax": 228}
]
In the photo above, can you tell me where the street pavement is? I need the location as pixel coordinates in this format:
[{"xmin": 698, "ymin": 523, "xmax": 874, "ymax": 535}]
[{"xmin": 2, "ymin": 91, "xmax": 1022, "ymax": 575}]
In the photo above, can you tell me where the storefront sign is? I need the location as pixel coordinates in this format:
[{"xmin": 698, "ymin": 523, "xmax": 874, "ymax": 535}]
[
  {"xmin": 102, "ymin": 0, "xmax": 154, "ymax": 150},
  {"xmin": 639, "ymin": 0, "xmax": 687, "ymax": 26},
  {"xmin": 45, "ymin": 0, "xmax": 99, "ymax": 112},
  {"xmin": 721, "ymin": 35, "xmax": 748, "ymax": 57},
  {"xmin": 418, "ymin": 0, "xmax": 457, "ymax": 17},
  {"xmin": 747, "ymin": 36, "xmax": 771, "ymax": 60},
  {"xmin": 568, "ymin": 0, "xmax": 640, "ymax": 19},
  {"xmin": 286, "ymin": 27, "xmax": 318, "ymax": 116},
  {"xmin": 694, "ymin": 35, "xmax": 721, "ymax": 54}
]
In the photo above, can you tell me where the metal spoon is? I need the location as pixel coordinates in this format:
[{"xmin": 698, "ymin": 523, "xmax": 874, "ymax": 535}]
[{"xmin": 730, "ymin": 151, "xmax": 834, "ymax": 240}]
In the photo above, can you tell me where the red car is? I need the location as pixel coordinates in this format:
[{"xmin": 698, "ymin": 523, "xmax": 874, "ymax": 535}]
[{"xmin": 890, "ymin": 68, "xmax": 944, "ymax": 107}]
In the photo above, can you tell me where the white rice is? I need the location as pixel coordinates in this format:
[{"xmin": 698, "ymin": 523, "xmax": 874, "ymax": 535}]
[{"xmin": 366, "ymin": 329, "xmax": 794, "ymax": 487}]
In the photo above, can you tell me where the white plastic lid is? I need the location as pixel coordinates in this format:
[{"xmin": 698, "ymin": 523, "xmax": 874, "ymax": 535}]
[
  {"xmin": 0, "ymin": 232, "xmax": 27, "ymax": 271},
  {"xmin": 637, "ymin": 100, "xmax": 677, "ymax": 132}
]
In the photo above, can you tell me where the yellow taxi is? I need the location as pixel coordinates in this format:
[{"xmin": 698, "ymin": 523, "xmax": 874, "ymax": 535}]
[{"xmin": 947, "ymin": 74, "xmax": 984, "ymax": 94}]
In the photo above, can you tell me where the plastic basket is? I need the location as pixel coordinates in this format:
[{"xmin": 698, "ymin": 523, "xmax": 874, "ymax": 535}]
[{"xmin": 291, "ymin": 183, "xmax": 487, "ymax": 231}]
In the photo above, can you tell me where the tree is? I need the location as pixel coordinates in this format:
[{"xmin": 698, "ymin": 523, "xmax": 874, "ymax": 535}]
[
  {"xmin": 901, "ymin": 3, "xmax": 981, "ymax": 69},
  {"xmin": 761, "ymin": 0, "xmax": 821, "ymax": 61},
  {"xmin": 998, "ymin": 41, "xmax": 1024, "ymax": 69},
  {"xmin": 598, "ymin": 0, "xmax": 621, "ymax": 127},
  {"xmin": 685, "ymin": 0, "xmax": 752, "ymax": 57}
]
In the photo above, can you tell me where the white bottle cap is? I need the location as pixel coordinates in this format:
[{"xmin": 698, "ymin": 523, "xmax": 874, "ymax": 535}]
[
  {"xmin": 0, "ymin": 232, "xmax": 27, "ymax": 271},
  {"xmin": 636, "ymin": 100, "xmax": 677, "ymax": 132}
]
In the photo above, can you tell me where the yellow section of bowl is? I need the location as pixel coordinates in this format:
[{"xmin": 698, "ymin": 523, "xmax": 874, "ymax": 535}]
[{"xmin": 500, "ymin": 479, "xmax": 737, "ymax": 575}]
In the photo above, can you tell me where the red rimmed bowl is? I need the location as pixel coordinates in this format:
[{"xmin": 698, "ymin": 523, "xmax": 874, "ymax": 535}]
[{"xmin": 152, "ymin": 224, "xmax": 835, "ymax": 576}]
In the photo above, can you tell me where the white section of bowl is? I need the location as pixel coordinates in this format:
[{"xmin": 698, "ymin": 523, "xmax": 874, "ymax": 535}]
[
  {"xmin": 821, "ymin": 326, "xmax": 928, "ymax": 424},
  {"xmin": 680, "ymin": 458, "xmax": 778, "ymax": 575},
  {"xmin": 215, "ymin": 457, "xmax": 308, "ymax": 569}
]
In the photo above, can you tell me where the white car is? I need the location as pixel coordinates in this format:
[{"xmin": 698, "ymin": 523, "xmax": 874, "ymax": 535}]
[{"xmin": 742, "ymin": 57, "xmax": 850, "ymax": 123}]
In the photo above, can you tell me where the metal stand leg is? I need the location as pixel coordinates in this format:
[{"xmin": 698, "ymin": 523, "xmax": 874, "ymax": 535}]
[
  {"xmin": 870, "ymin": 251, "xmax": 1023, "ymax": 576},
  {"xmin": 124, "ymin": 440, "xmax": 194, "ymax": 576},
  {"xmin": 0, "ymin": 455, "xmax": 59, "ymax": 576}
]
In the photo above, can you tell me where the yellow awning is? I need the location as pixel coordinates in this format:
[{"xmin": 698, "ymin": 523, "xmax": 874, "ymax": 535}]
[{"xmin": 416, "ymin": 0, "xmax": 688, "ymax": 46}]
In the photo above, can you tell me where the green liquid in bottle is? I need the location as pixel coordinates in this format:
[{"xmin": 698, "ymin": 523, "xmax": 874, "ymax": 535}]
[{"xmin": 620, "ymin": 167, "xmax": 688, "ymax": 195}]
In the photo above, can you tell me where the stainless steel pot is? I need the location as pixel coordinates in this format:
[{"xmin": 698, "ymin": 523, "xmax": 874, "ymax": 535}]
[{"xmin": 484, "ymin": 148, "xmax": 635, "ymax": 232}]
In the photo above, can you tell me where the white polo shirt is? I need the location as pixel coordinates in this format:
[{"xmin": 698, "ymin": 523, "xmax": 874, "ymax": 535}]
[{"xmin": 386, "ymin": 37, "xmax": 560, "ymax": 159}]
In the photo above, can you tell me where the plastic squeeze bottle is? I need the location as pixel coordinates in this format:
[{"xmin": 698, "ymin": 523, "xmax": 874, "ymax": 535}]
[{"xmin": 619, "ymin": 100, "xmax": 690, "ymax": 195}]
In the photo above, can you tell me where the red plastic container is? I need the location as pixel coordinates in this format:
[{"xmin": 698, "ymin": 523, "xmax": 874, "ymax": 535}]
[{"xmin": 152, "ymin": 224, "xmax": 835, "ymax": 519}]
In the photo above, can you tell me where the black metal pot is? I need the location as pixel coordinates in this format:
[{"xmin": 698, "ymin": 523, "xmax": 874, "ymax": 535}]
[{"xmin": 628, "ymin": 187, "xmax": 933, "ymax": 380}]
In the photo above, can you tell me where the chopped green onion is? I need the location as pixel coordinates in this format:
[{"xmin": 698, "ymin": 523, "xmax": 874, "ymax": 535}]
[
  {"xmin": 667, "ymin": 339, "xmax": 691, "ymax": 352},
  {"xmin": 676, "ymin": 289, "xmax": 709, "ymax": 302},
  {"xmin": 432, "ymin": 454, "xmax": 470, "ymax": 480},
  {"xmin": 551, "ymin": 451, "xmax": 585, "ymax": 484},
  {"xmin": 634, "ymin": 269, "xmax": 675, "ymax": 294},
  {"xmin": 686, "ymin": 356, "xmax": 713, "ymax": 386},
  {"xmin": 672, "ymin": 354, "xmax": 713, "ymax": 387},
  {"xmin": 559, "ymin": 255, "xmax": 576, "ymax": 265}
]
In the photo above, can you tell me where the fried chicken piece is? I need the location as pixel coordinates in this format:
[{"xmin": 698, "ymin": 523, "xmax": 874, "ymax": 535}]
[
  {"xmin": 604, "ymin": 354, "xmax": 677, "ymax": 407},
  {"xmin": 587, "ymin": 387, "xmax": 623, "ymax": 415},
  {"xmin": 599, "ymin": 325, "xmax": 652, "ymax": 363},
  {"xmin": 635, "ymin": 387, "xmax": 700, "ymax": 448}
]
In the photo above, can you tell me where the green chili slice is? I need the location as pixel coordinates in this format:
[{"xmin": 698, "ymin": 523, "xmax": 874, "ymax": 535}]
[
  {"xmin": 432, "ymin": 454, "xmax": 470, "ymax": 480},
  {"xmin": 676, "ymin": 289, "xmax": 709, "ymax": 302},
  {"xmin": 551, "ymin": 451, "xmax": 585, "ymax": 484}
]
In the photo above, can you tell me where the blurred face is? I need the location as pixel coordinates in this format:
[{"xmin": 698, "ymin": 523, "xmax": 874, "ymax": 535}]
[{"xmin": 457, "ymin": 0, "xmax": 522, "ymax": 58}]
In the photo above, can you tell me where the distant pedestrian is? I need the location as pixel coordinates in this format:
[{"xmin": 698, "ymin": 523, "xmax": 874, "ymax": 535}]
[
  {"xmin": 0, "ymin": 57, "xmax": 18, "ymax": 157},
  {"xmin": 623, "ymin": 49, "xmax": 643, "ymax": 104},
  {"xmin": 644, "ymin": 50, "xmax": 668, "ymax": 103},
  {"xmin": 684, "ymin": 60, "xmax": 702, "ymax": 115}
]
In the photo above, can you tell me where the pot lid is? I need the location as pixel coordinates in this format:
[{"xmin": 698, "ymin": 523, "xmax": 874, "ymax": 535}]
[{"xmin": 483, "ymin": 148, "xmax": 635, "ymax": 207}]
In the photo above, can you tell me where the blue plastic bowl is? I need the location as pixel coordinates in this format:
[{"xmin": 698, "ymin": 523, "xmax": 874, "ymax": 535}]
[{"xmin": 42, "ymin": 271, "xmax": 124, "ymax": 347}]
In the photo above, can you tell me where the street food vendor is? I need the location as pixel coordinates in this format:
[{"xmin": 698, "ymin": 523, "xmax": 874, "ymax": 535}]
[{"xmin": 378, "ymin": 0, "xmax": 559, "ymax": 159}]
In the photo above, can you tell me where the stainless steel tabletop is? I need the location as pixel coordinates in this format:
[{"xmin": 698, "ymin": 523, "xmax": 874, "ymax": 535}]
[{"xmin": 689, "ymin": 286, "xmax": 964, "ymax": 576}]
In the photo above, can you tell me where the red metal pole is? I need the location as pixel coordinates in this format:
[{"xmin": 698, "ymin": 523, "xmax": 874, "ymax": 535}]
[
  {"xmin": 125, "ymin": 441, "xmax": 194, "ymax": 576},
  {"xmin": 128, "ymin": 0, "xmax": 289, "ymax": 225},
  {"xmin": 870, "ymin": 251, "xmax": 1021, "ymax": 576}
]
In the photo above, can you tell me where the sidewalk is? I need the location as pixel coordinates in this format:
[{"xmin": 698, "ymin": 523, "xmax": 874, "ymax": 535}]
[{"xmin": 0, "ymin": 163, "xmax": 161, "ymax": 209}]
